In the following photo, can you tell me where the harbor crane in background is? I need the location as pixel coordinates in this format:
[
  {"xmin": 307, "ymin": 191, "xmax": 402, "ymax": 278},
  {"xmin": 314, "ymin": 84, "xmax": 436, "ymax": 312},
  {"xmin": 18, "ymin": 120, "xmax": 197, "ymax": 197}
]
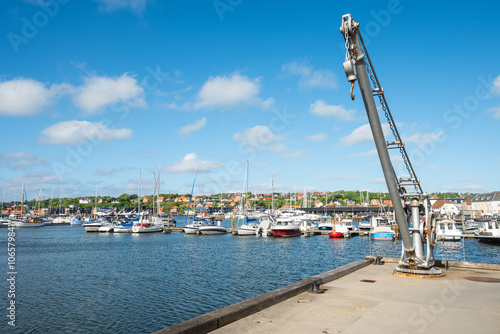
[{"xmin": 340, "ymin": 14, "xmax": 443, "ymax": 277}]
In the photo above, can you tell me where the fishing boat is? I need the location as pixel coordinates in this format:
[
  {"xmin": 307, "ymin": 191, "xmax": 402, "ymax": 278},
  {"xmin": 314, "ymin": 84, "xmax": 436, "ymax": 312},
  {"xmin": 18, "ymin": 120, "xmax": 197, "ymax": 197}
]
[
  {"xmin": 9, "ymin": 215, "xmax": 45, "ymax": 227},
  {"xmin": 328, "ymin": 221, "xmax": 351, "ymax": 238},
  {"xmin": 370, "ymin": 216, "xmax": 395, "ymax": 241},
  {"xmin": 198, "ymin": 218, "xmax": 227, "ymax": 235},
  {"xmin": 271, "ymin": 217, "xmax": 301, "ymax": 237},
  {"xmin": 436, "ymin": 220, "xmax": 462, "ymax": 241},
  {"xmin": 476, "ymin": 220, "xmax": 500, "ymax": 244}
]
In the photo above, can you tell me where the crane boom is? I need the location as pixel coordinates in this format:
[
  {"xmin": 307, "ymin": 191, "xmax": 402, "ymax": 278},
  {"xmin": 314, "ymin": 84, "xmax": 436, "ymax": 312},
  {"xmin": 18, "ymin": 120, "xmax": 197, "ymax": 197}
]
[{"xmin": 340, "ymin": 14, "xmax": 442, "ymax": 276}]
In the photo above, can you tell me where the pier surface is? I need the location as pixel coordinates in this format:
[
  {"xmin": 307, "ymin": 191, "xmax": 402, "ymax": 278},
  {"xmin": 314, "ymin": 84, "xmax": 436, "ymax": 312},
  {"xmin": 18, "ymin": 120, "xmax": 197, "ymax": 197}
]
[
  {"xmin": 213, "ymin": 258, "xmax": 500, "ymax": 334},
  {"xmin": 158, "ymin": 257, "xmax": 500, "ymax": 334}
]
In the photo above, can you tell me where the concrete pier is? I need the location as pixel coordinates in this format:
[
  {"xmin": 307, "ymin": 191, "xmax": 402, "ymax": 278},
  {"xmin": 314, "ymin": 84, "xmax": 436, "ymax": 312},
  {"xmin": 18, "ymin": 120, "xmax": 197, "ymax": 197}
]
[{"xmin": 156, "ymin": 257, "xmax": 500, "ymax": 334}]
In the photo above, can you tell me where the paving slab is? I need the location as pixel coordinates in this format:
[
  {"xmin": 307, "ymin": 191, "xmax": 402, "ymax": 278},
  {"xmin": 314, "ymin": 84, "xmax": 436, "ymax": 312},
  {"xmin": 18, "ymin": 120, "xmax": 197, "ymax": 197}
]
[{"xmin": 212, "ymin": 260, "xmax": 500, "ymax": 334}]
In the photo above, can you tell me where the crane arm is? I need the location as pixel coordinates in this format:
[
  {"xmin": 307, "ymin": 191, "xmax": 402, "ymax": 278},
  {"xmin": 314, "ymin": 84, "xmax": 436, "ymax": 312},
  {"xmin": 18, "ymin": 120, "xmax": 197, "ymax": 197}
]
[{"xmin": 340, "ymin": 14, "xmax": 441, "ymax": 275}]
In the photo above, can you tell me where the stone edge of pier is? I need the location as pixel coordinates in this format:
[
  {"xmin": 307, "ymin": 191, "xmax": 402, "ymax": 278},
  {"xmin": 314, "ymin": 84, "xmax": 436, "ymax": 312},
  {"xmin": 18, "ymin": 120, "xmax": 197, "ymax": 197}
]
[{"xmin": 152, "ymin": 258, "xmax": 373, "ymax": 334}]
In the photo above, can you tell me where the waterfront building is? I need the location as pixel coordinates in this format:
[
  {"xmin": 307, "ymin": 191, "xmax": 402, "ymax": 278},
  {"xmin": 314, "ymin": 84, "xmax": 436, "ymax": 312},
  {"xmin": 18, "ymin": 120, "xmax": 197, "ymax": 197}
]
[
  {"xmin": 472, "ymin": 192, "xmax": 500, "ymax": 217},
  {"xmin": 432, "ymin": 199, "xmax": 460, "ymax": 217}
]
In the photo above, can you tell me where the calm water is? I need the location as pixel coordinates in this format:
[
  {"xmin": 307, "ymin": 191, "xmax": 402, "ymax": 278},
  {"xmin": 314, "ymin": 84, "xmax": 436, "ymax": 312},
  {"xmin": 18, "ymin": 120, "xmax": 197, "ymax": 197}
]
[{"xmin": 2, "ymin": 221, "xmax": 500, "ymax": 333}]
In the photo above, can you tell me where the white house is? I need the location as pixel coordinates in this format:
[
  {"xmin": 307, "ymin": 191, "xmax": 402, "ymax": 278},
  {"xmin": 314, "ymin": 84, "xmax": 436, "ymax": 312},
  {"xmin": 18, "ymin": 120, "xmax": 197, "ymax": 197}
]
[
  {"xmin": 432, "ymin": 199, "xmax": 459, "ymax": 217},
  {"xmin": 79, "ymin": 198, "xmax": 92, "ymax": 204}
]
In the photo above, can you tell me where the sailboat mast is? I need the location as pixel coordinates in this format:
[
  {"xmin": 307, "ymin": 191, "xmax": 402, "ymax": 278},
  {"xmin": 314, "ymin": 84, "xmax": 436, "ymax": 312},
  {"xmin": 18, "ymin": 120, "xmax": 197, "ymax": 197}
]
[
  {"xmin": 59, "ymin": 189, "xmax": 63, "ymax": 215},
  {"xmin": 1, "ymin": 188, "xmax": 4, "ymax": 218},
  {"xmin": 271, "ymin": 174, "xmax": 274, "ymax": 215},
  {"xmin": 94, "ymin": 189, "xmax": 98, "ymax": 219},
  {"xmin": 185, "ymin": 172, "xmax": 196, "ymax": 225},
  {"xmin": 21, "ymin": 183, "xmax": 25, "ymax": 216},
  {"xmin": 138, "ymin": 167, "xmax": 141, "ymax": 215},
  {"xmin": 49, "ymin": 188, "xmax": 54, "ymax": 216},
  {"xmin": 152, "ymin": 172, "xmax": 156, "ymax": 218},
  {"xmin": 245, "ymin": 161, "xmax": 249, "ymax": 214}
]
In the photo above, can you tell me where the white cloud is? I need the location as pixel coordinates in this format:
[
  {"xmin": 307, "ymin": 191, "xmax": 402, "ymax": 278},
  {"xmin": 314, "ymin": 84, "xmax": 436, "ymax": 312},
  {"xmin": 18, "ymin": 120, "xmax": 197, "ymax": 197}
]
[
  {"xmin": 341, "ymin": 123, "xmax": 390, "ymax": 146},
  {"xmin": 233, "ymin": 125, "xmax": 284, "ymax": 149},
  {"xmin": 306, "ymin": 133, "xmax": 327, "ymax": 142},
  {"xmin": 179, "ymin": 117, "xmax": 207, "ymax": 137},
  {"xmin": 74, "ymin": 74, "xmax": 145, "ymax": 113},
  {"xmin": 405, "ymin": 131, "xmax": 446, "ymax": 145},
  {"xmin": 282, "ymin": 60, "xmax": 337, "ymax": 90},
  {"xmin": 0, "ymin": 78, "xmax": 69, "ymax": 116},
  {"xmin": 281, "ymin": 60, "xmax": 337, "ymax": 89},
  {"xmin": 194, "ymin": 72, "xmax": 273, "ymax": 109},
  {"xmin": 94, "ymin": 0, "xmax": 149, "ymax": 13},
  {"xmin": 96, "ymin": 167, "xmax": 116, "ymax": 175},
  {"xmin": 487, "ymin": 107, "xmax": 500, "ymax": 119},
  {"xmin": 371, "ymin": 177, "xmax": 386, "ymax": 184},
  {"xmin": 334, "ymin": 175, "xmax": 360, "ymax": 181},
  {"xmin": 440, "ymin": 184, "xmax": 485, "ymax": 192},
  {"xmin": 0, "ymin": 151, "xmax": 45, "ymax": 170},
  {"xmin": 309, "ymin": 100, "xmax": 356, "ymax": 121},
  {"xmin": 162, "ymin": 153, "xmax": 223, "ymax": 173},
  {"xmin": 39, "ymin": 120, "xmax": 132, "ymax": 145},
  {"xmin": 493, "ymin": 75, "xmax": 500, "ymax": 95},
  {"xmin": 233, "ymin": 125, "xmax": 304, "ymax": 159},
  {"xmin": 348, "ymin": 149, "xmax": 377, "ymax": 157}
]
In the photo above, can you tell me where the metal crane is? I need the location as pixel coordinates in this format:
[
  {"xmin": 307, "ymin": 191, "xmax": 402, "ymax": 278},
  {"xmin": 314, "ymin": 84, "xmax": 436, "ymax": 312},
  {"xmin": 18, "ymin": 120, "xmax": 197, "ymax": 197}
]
[{"xmin": 340, "ymin": 14, "xmax": 443, "ymax": 276}]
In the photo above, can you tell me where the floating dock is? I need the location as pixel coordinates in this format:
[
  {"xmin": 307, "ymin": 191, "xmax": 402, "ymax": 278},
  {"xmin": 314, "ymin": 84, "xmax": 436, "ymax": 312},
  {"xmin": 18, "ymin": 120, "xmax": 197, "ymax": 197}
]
[{"xmin": 155, "ymin": 257, "xmax": 500, "ymax": 334}]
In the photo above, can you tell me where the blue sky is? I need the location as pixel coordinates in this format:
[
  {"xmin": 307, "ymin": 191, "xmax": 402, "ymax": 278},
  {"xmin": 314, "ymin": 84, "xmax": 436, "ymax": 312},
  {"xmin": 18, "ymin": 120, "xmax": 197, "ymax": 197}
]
[{"xmin": 1, "ymin": 0, "xmax": 499, "ymax": 201}]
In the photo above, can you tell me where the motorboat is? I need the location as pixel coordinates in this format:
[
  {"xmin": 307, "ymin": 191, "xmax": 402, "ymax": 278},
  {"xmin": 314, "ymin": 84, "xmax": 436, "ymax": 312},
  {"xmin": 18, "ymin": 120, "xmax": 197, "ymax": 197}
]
[
  {"xmin": 271, "ymin": 217, "xmax": 301, "ymax": 237},
  {"xmin": 358, "ymin": 216, "xmax": 371, "ymax": 234},
  {"xmin": 370, "ymin": 216, "xmax": 395, "ymax": 241},
  {"xmin": 257, "ymin": 215, "xmax": 275, "ymax": 237},
  {"xmin": 83, "ymin": 219, "xmax": 113, "ymax": 232},
  {"xmin": 131, "ymin": 220, "xmax": 163, "ymax": 233},
  {"xmin": 476, "ymin": 220, "xmax": 500, "ymax": 244},
  {"xmin": 436, "ymin": 220, "xmax": 462, "ymax": 241},
  {"xmin": 198, "ymin": 219, "xmax": 227, "ymax": 235},
  {"xmin": 113, "ymin": 219, "xmax": 133, "ymax": 233},
  {"xmin": 464, "ymin": 219, "xmax": 479, "ymax": 234},
  {"xmin": 328, "ymin": 221, "xmax": 351, "ymax": 238},
  {"xmin": 183, "ymin": 218, "xmax": 206, "ymax": 234},
  {"xmin": 317, "ymin": 216, "xmax": 333, "ymax": 230}
]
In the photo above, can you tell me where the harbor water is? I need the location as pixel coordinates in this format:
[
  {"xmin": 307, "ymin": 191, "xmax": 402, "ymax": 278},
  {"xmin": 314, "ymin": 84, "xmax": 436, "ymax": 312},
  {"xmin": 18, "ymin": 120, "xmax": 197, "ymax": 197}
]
[{"xmin": 2, "ymin": 220, "xmax": 500, "ymax": 333}]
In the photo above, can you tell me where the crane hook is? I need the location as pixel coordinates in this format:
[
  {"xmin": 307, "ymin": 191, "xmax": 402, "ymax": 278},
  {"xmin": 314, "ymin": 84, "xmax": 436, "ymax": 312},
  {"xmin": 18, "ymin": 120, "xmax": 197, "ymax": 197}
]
[{"xmin": 350, "ymin": 81, "xmax": 355, "ymax": 100}]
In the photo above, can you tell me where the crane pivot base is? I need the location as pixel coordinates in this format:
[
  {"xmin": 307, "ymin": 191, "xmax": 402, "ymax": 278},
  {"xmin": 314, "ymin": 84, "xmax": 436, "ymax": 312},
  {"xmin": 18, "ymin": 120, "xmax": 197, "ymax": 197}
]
[{"xmin": 394, "ymin": 266, "xmax": 445, "ymax": 278}]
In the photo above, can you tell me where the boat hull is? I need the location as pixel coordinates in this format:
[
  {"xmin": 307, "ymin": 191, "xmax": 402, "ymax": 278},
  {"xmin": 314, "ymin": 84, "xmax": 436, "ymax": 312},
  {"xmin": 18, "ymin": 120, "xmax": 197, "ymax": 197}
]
[
  {"xmin": 199, "ymin": 226, "xmax": 227, "ymax": 235},
  {"xmin": 131, "ymin": 225, "xmax": 163, "ymax": 233},
  {"xmin": 371, "ymin": 233, "xmax": 394, "ymax": 241},
  {"xmin": 272, "ymin": 227, "xmax": 301, "ymax": 237},
  {"xmin": 70, "ymin": 218, "xmax": 84, "ymax": 225},
  {"xmin": 83, "ymin": 224, "xmax": 101, "ymax": 232},
  {"xmin": 113, "ymin": 227, "xmax": 132, "ymax": 233},
  {"xmin": 237, "ymin": 226, "xmax": 258, "ymax": 236},
  {"xmin": 328, "ymin": 231, "xmax": 345, "ymax": 238},
  {"xmin": 9, "ymin": 220, "xmax": 45, "ymax": 227}
]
